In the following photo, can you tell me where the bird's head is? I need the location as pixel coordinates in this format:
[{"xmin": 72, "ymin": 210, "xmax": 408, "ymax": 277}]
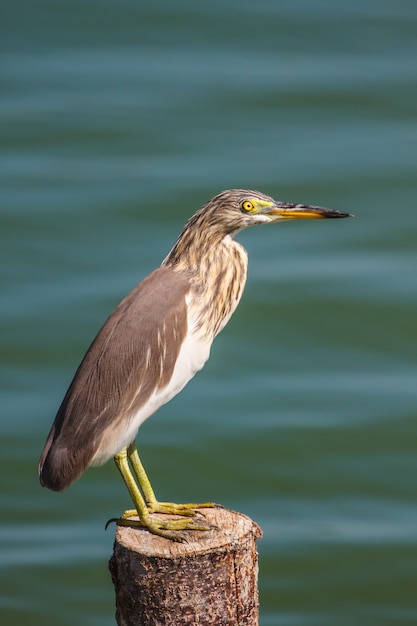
[
  {"xmin": 165, "ymin": 189, "xmax": 352, "ymax": 270},
  {"xmin": 202, "ymin": 189, "xmax": 352, "ymax": 236}
]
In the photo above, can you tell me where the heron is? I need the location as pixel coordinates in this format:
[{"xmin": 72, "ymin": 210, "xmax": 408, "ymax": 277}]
[{"xmin": 39, "ymin": 189, "xmax": 351, "ymax": 540}]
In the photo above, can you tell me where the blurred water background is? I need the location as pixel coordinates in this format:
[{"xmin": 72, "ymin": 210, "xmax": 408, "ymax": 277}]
[{"xmin": 1, "ymin": 1, "xmax": 417, "ymax": 624}]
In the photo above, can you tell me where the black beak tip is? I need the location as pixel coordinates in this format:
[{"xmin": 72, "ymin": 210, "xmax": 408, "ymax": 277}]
[{"xmin": 326, "ymin": 210, "xmax": 354, "ymax": 219}]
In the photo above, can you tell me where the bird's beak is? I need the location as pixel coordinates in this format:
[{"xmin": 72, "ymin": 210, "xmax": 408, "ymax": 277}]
[{"xmin": 263, "ymin": 203, "xmax": 353, "ymax": 221}]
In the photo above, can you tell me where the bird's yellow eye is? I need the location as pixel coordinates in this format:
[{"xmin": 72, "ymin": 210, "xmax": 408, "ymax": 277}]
[{"xmin": 241, "ymin": 200, "xmax": 255, "ymax": 213}]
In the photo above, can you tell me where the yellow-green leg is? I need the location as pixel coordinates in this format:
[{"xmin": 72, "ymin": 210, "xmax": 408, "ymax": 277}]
[
  {"xmin": 128, "ymin": 441, "xmax": 215, "ymax": 514},
  {"xmin": 114, "ymin": 442, "xmax": 215, "ymax": 541}
]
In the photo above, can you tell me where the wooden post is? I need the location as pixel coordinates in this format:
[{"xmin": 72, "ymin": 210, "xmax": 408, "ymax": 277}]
[{"xmin": 108, "ymin": 507, "xmax": 262, "ymax": 626}]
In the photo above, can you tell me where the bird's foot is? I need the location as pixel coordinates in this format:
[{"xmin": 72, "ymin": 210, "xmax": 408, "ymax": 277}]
[{"xmin": 117, "ymin": 508, "xmax": 214, "ymax": 542}]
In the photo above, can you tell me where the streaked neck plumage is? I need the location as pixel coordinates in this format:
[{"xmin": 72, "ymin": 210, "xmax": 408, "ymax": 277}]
[{"xmin": 163, "ymin": 209, "xmax": 248, "ymax": 341}]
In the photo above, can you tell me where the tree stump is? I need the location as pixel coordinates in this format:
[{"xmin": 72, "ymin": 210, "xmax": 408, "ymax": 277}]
[{"xmin": 108, "ymin": 507, "xmax": 262, "ymax": 626}]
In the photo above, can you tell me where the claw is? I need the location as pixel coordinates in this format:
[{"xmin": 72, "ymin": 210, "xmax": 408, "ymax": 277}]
[{"xmin": 105, "ymin": 517, "xmax": 118, "ymax": 530}]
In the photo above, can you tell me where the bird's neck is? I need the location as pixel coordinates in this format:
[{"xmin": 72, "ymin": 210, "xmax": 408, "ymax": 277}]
[{"xmin": 163, "ymin": 231, "xmax": 248, "ymax": 340}]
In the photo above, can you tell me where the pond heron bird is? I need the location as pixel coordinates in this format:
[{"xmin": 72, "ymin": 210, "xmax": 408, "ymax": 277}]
[{"xmin": 39, "ymin": 189, "xmax": 351, "ymax": 540}]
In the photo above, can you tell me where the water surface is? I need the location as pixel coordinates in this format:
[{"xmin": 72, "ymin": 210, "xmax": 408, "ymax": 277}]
[{"xmin": 1, "ymin": 1, "xmax": 417, "ymax": 624}]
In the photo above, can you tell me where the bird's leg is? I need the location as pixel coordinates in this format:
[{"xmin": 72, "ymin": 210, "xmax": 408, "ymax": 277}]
[
  {"xmin": 127, "ymin": 442, "xmax": 215, "ymax": 516},
  {"xmin": 113, "ymin": 446, "xmax": 212, "ymax": 541}
]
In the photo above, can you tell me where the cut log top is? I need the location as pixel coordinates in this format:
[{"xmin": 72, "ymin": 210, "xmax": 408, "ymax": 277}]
[{"xmin": 114, "ymin": 507, "xmax": 262, "ymax": 557}]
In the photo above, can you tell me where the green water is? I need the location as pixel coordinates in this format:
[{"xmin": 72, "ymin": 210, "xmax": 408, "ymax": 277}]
[{"xmin": 2, "ymin": 1, "xmax": 417, "ymax": 624}]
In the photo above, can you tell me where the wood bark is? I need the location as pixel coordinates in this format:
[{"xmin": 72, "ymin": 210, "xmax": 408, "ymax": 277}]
[{"xmin": 108, "ymin": 507, "xmax": 262, "ymax": 626}]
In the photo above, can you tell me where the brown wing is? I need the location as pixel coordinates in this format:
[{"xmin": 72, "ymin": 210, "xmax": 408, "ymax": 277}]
[{"xmin": 39, "ymin": 266, "xmax": 190, "ymax": 491}]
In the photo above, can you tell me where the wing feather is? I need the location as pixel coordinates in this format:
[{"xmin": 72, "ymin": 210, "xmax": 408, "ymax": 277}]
[{"xmin": 39, "ymin": 266, "xmax": 190, "ymax": 491}]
